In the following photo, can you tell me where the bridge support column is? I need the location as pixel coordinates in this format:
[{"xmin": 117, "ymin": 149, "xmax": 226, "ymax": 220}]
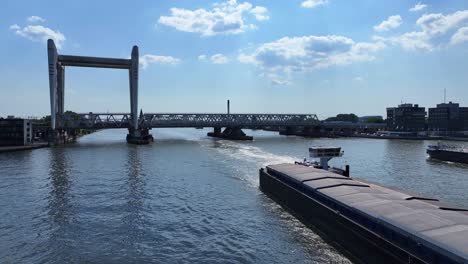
[
  {"xmin": 279, "ymin": 126, "xmax": 297, "ymax": 136},
  {"xmin": 47, "ymin": 129, "xmax": 76, "ymax": 145},
  {"xmin": 207, "ymin": 127, "xmax": 253, "ymax": 140},
  {"xmin": 207, "ymin": 127, "xmax": 222, "ymax": 137},
  {"xmin": 48, "ymin": 39, "xmax": 58, "ymax": 131},
  {"xmin": 126, "ymin": 128, "xmax": 154, "ymax": 145},
  {"xmin": 301, "ymin": 126, "xmax": 323, "ymax": 137},
  {"xmin": 126, "ymin": 46, "xmax": 153, "ymax": 144}
]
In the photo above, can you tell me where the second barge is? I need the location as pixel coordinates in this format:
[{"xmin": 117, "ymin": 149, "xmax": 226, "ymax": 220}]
[{"xmin": 427, "ymin": 144, "xmax": 468, "ymax": 164}]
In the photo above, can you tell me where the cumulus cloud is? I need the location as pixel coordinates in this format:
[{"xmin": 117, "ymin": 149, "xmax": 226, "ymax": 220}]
[
  {"xmin": 210, "ymin": 54, "xmax": 229, "ymax": 64},
  {"xmin": 417, "ymin": 11, "xmax": 468, "ymax": 36},
  {"xmin": 374, "ymin": 15, "xmax": 402, "ymax": 32},
  {"xmin": 27, "ymin": 16, "xmax": 45, "ymax": 23},
  {"xmin": 9, "ymin": 24, "xmax": 66, "ymax": 49},
  {"xmin": 239, "ymin": 35, "xmax": 385, "ymax": 84},
  {"xmin": 259, "ymin": 72, "xmax": 291, "ymax": 86},
  {"xmin": 250, "ymin": 6, "xmax": 269, "ymax": 21},
  {"xmin": 379, "ymin": 10, "xmax": 468, "ymax": 51},
  {"xmin": 382, "ymin": 31, "xmax": 432, "ymax": 50},
  {"xmin": 158, "ymin": 0, "xmax": 268, "ymax": 36},
  {"xmin": 9, "ymin": 24, "xmax": 20, "ymax": 31},
  {"xmin": 409, "ymin": 3, "xmax": 427, "ymax": 12},
  {"xmin": 451, "ymin": 27, "xmax": 468, "ymax": 45},
  {"xmin": 301, "ymin": 0, "xmax": 328, "ymax": 8},
  {"xmin": 198, "ymin": 54, "xmax": 230, "ymax": 64},
  {"xmin": 140, "ymin": 54, "xmax": 181, "ymax": 69}
]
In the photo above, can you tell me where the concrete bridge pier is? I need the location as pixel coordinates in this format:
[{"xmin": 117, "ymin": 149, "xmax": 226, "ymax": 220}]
[
  {"xmin": 48, "ymin": 129, "xmax": 76, "ymax": 145},
  {"xmin": 207, "ymin": 127, "xmax": 253, "ymax": 140},
  {"xmin": 126, "ymin": 48, "xmax": 153, "ymax": 145},
  {"xmin": 279, "ymin": 126, "xmax": 297, "ymax": 136},
  {"xmin": 301, "ymin": 126, "xmax": 323, "ymax": 137},
  {"xmin": 126, "ymin": 128, "xmax": 154, "ymax": 145}
]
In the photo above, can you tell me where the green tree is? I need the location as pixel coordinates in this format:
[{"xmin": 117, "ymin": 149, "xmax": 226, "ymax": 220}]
[
  {"xmin": 365, "ymin": 116, "xmax": 384, "ymax": 123},
  {"xmin": 326, "ymin": 113, "xmax": 359, "ymax": 123}
]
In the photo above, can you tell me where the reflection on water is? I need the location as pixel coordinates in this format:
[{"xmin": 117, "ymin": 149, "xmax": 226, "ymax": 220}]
[
  {"xmin": 121, "ymin": 146, "xmax": 146, "ymax": 251},
  {"xmin": 1, "ymin": 128, "xmax": 467, "ymax": 263},
  {"xmin": 48, "ymin": 148, "xmax": 73, "ymax": 226}
]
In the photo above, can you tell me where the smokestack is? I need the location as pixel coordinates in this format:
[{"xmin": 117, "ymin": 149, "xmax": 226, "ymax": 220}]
[{"xmin": 227, "ymin": 100, "xmax": 230, "ymax": 115}]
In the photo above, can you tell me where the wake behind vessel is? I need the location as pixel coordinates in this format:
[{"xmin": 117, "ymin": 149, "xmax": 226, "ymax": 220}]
[{"xmin": 427, "ymin": 143, "xmax": 468, "ymax": 164}]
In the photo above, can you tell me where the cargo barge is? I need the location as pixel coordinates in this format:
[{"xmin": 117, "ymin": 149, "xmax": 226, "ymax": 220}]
[
  {"xmin": 427, "ymin": 144, "xmax": 468, "ymax": 164},
  {"xmin": 259, "ymin": 147, "xmax": 468, "ymax": 263}
]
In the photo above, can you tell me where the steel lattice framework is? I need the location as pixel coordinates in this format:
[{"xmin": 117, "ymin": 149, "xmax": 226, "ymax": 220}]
[{"xmin": 59, "ymin": 113, "xmax": 320, "ymax": 129}]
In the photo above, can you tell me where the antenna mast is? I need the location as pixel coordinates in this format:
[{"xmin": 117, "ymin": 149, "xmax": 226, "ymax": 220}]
[{"xmin": 444, "ymin": 88, "xmax": 446, "ymax": 103}]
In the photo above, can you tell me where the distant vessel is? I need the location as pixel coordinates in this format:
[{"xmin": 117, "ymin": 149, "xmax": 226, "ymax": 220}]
[{"xmin": 427, "ymin": 143, "xmax": 468, "ymax": 164}]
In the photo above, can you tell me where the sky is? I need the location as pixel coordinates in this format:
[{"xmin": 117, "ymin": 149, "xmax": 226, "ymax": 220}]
[{"xmin": 1, "ymin": 0, "xmax": 468, "ymax": 120}]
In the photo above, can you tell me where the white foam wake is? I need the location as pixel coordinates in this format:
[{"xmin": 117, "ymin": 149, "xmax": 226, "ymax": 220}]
[{"xmin": 211, "ymin": 141, "xmax": 298, "ymax": 187}]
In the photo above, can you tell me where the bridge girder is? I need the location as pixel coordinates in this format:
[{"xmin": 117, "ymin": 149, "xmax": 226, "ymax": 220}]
[{"xmin": 58, "ymin": 113, "xmax": 321, "ymax": 130}]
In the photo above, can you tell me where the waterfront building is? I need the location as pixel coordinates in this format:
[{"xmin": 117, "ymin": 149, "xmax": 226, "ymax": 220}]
[
  {"xmin": 461, "ymin": 107, "xmax": 468, "ymax": 130},
  {"xmin": 0, "ymin": 118, "xmax": 33, "ymax": 146},
  {"xmin": 386, "ymin": 104, "xmax": 426, "ymax": 131},
  {"xmin": 428, "ymin": 102, "xmax": 468, "ymax": 131}
]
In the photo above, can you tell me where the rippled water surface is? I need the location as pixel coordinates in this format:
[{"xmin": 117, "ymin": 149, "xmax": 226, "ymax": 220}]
[{"xmin": 1, "ymin": 129, "xmax": 467, "ymax": 263}]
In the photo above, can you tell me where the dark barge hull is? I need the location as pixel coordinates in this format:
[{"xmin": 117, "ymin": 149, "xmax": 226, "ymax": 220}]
[
  {"xmin": 259, "ymin": 164, "xmax": 468, "ymax": 264},
  {"xmin": 427, "ymin": 149, "xmax": 468, "ymax": 164}
]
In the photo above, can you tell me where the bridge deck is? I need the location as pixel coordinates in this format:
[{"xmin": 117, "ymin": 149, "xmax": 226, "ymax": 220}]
[{"xmin": 58, "ymin": 113, "xmax": 320, "ymax": 129}]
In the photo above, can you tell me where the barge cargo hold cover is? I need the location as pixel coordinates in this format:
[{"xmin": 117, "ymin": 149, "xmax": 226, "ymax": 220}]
[{"xmin": 259, "ymin": 163, "xmax": 468, "ymax": 264}]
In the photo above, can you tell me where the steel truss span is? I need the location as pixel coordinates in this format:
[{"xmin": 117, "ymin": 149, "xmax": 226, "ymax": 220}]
[{"xmin": 58, "ymin": 113, "xmax": 320, "ymax": 129}]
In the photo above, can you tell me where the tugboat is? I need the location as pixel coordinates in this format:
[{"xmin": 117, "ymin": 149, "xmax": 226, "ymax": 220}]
[{"xmin": 427, "ymin": 143, "xmax": 468, "ymax": 164}]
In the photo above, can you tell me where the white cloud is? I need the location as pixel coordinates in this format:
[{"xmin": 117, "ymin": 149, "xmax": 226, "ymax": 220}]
[
  {"xmin": 237, "ymin": 53, "xmax": 256, "ymax": 64},
  {"xmin": 199, "ymin": 54, "xmax": 230, "ymax": 64},
  {"xmin": 210, "ymin": 54, "xmax": 229, "ymax": 64},
  {"xmin": 9, "ymin": 24, "xmax": 20, "ymax": 31},
  {"xmin": 158, "ymin": 0, "xmax": 268, "ymax": 36},
  {"xmin": 27, "ymin": 16, "xmax": 45, "ymax": 23},
  {"xmin": 387, "ymin": 31, "xmax": 432, "ymax": 50},
  {"xmin": 451, "ymin": 27, "xmax": 468, "ymax": 45},
  {"xmin": 301, "ymin": 0, "xmax": 328, "ymax": 8},
  {"xmin": 140, "ymin": 54, "xmax": 181, "ymax": 69},
  {"xmin": 353, "ymin": 76, "xmax": 364, "ymax": 81},
  {"xmin": 374, "ymin": 15, "xmax": 402, "ymax": 32},
  {"xmin": 271, "ymin": 79, "xmax": 291, "ymax": 86},
  {"xmin": 409, "ymin": 3, "xmax": 427, "ymax": 12},
  {"xmin": 260, "ymin": 72, "xmax": 291, "ymax": 86},
  {"xmin": 416, "ymin": 10, "xmax": 468, "ymax": 36},
  {"xmin": 9, "ymin": 24, "xmax": 66, "ymax": 49},
  {"xmin": 380, "ymin": 10, "xmax": 468, "ymax": 51},
  {"xmin": 239, "ymin": 35, "xmax": 385, "ymax": 83},
  {"xmin": 250, "ymin": 6, "xmax": 269, "ymax": 21}
]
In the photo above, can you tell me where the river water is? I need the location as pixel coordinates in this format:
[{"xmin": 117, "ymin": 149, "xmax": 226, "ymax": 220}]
[{"xmin": 1, "ymin": 129, "xmax": 467, "ymax": 263}]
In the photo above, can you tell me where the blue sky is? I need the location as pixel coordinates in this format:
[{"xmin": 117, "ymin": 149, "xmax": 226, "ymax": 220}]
[{"xmin": 1, "ymin": 0, "xmax": 468, "ymax": 119}]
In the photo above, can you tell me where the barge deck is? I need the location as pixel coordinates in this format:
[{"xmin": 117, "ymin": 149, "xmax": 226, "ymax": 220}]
[{"xmin": 260, "ymin": 163, "xmax": 468, "ymax": 263}]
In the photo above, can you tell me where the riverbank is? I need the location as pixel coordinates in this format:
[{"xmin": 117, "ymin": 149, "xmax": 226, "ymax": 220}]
[
  {"xmin": 350, "ymin": 134, "xmax": 468, "ymax": 141},
  {"xmin": 0, "ymin": 142, "xmax": 49, "ymax": 153},
  {"xmin": 350, "ymin": 134, "xmax": 441, "ymax": 140}
]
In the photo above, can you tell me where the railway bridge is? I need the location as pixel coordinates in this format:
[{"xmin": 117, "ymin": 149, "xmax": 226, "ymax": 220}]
[{"xmin": 47, "ymin": 39, "xmax": 320, "ymax": 144}]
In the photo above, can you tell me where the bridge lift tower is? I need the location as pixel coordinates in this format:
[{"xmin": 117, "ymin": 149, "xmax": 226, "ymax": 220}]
[{"xmin": 47, "ymin": 39, "xmax": 152, "ymax": 144}]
